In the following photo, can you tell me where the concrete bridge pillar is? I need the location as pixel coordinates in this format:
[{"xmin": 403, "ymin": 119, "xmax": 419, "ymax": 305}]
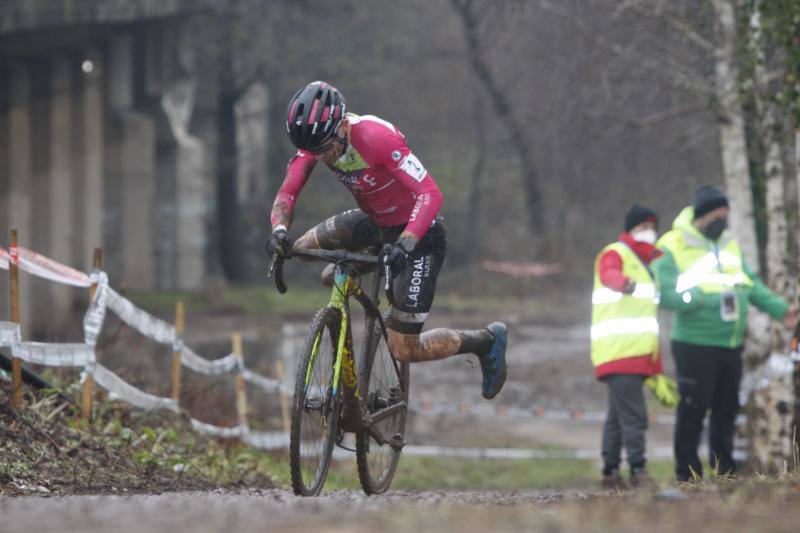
[
  {"xmin": 5, "ymin": 65, "xmax": 34, "ymax": 333},
  {"xmin": 77, "ymin": 48, "xmax": 105, "ymax": 273},
  {"xmin": 158, "ymin": 26, "xmax": 210, "ymax": 290},
  {"xmin": 48, "ymin": 54, "xmax": 76, "ymax": 326},
  {"xmin": 105, "ymin": 30, "xmax": 156, "ymax": 289}
]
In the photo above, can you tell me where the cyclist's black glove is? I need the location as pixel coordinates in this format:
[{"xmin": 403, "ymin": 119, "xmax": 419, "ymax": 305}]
[
  {"xmin": 265, "ymin": 229, "xmax": 292, "ymax": 258},
  {"xmin": 381, "ymin": 239, "xmax": 414, "ymax": 276}
]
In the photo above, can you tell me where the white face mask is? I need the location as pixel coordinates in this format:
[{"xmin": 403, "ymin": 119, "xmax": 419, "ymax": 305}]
[{"xmin": 631, "ymin": 228, "xmax": 657, "ymax": 245}]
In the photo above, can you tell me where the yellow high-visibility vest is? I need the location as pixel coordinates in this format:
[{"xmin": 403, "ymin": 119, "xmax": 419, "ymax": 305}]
[
  {"xmin": 657, "ymin": 224, "xmax": 753, "ymax": 295},
  {"xmin": 591, "ymin": 242, "xmax": 659, "ymax": 368}
]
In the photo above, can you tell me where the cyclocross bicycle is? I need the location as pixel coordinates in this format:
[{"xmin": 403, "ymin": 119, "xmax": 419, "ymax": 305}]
[{"xmin": 270, "ymin": 248, "xmax": 409, "ymax": 496}]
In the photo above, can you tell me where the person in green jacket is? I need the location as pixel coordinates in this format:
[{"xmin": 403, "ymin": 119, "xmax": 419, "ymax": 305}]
[{"xmin": 652, "ymin": 186, "xmax": 797, "ymax": 482}]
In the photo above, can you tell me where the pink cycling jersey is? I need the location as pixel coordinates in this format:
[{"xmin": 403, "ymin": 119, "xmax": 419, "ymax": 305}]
[{"xmin": 271, "ymin": 113, "xmax": 443, "ymax": 240}]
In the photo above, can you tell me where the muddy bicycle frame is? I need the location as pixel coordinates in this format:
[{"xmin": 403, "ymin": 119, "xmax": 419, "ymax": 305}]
[{"xmin": 272, "ymin": 248, "xmax": 407, "ymax": 438}]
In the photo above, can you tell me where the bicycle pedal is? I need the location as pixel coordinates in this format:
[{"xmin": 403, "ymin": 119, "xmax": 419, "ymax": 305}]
[
  {"xmin": 389, "ymin": 433, "xmax": 406, "ymax": 451},
  {"xmin": 336, "ymin": 442, "xmax": 357, "ymax": 453}
]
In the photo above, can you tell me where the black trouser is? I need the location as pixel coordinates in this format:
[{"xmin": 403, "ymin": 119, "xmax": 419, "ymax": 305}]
[{"xmin": 672, "ymin": 340, "xmax": 743, "ymax": 481}]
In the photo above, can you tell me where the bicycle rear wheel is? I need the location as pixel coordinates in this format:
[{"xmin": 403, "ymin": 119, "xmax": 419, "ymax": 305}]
[
  {"xmin": 355, "ymin": 316, "xmax": 409, "ymax": 494},
  {"xmin": 290, "ymin": 307, "xmax": 342, "ymax": 496}
]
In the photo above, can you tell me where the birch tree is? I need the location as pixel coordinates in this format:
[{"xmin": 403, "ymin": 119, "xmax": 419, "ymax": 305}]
[{"xmin": 728, "ymin": 0, "xmax": 800, "ymax": 469}]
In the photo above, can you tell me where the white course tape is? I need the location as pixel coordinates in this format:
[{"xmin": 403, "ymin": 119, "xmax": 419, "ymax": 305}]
[
  {"xmin": 92, "ymin": 363, "xmax": 179, "ymax": 412},
  {"xmin": 0, "ymin": 247, "xmax": 9, "ymax": 270},
  {"xmin": 242, "ymin": 368, "xmax": 285, "ymax": 394},
  {"xmin": 105, "ymin": 287, "xmax": 175, "ymax": 344},
  {"xmin": 409, "ymin": 401, "xmax": 676, "ymax": 425},
  {"xmin": 0, "ymin": 321, "xmax": 21, "ymax": 346},
  {"xmin": 8, "ymin": 246, "xmax": 92, "ymax": 287},
  {"xmin": 242, "ymin": 429, "xmax": 291, "ymax": 450},
  {"xmin": 399, "ymin": 445, "xmax": 674, "ymax": 460},
  {"xmin": 12, "ymin": 342, "xmax": 95, "ymax": 367},
  {"xmin": 190, "ymin": 419, "xmax": 245, "ymax": 439},
  {"xmin": 181, "ymin": 347, "xmax": 239, "ymax": 376}
]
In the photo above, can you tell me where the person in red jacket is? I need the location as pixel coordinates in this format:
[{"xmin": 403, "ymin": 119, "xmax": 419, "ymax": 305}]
[{"xmin": 594, "ymin": 204, "xmax": 664, "ymax": 489}]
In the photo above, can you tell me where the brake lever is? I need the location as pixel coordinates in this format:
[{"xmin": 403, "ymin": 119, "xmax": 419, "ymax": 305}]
[
  {"xmin": 267, "ymin": 252, "xmax": 288, "ymax": 294},
  {"xmin": 384, "ymin": 260, "xmax": 391, "ymax": 291},
  {"xmin": 267, "ymin": 252, "xmax": 278, "ymax": 278}
]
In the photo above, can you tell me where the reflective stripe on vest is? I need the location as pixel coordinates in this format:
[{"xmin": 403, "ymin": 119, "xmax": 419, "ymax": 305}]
[
  {"xmin": 590, "ymin": 242, "xmax": 659, "ymax": 368},
  {"xmin": 674, "ymin": 250, "xmax": 748, "ymax": 292},
  {"xmin": 662, "ymin": 229, "xmax": 753, "ymax": 295},
  {"xmin": 592, "ymin": 282, "xmax": 657, "ymax": 304}
]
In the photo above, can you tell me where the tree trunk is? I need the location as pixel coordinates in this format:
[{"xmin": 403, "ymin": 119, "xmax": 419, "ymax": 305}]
[
  {"xmin": 712, "ymin": 0, "xmax": 776, "ymax": 470},
  {"xmin": 747, "ymin": 112, "xmax": 795, "ymax": 470},
  {"xmin": 465, "ymin": 101, "xmax": 486, "ymax": 260},
  {"xmin": 712, "ymin": 0, "xmax": 760, "ymax": 268},
  {"xmin": 451, "ymin": 0, "xmax": 548, "ymax": 255},
  {"xmin": 793, "ymin": 127, "xmax": 800, "ymax": 451},
  {"xmin": 217, "ymin": 87, "xmax": 244, "ymax": 280}
]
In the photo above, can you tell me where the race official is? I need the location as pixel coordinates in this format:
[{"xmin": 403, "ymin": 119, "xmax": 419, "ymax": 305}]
[
  {"xmin": 652, "ymin": 186, "xmax": 797, "ymax": 481},
  {"xmin": 591, "ymin": 204, "xmax": 675, "ymax": 489}
]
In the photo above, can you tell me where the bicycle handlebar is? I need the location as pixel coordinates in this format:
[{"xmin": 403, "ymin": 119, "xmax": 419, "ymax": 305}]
[
  {"xmin": 267, "ymin": 248, "xmax": 382, "ymax": 294},
  {"xmin": 291, "ymin": 248, "xmax": 380, "ymax": 265}
]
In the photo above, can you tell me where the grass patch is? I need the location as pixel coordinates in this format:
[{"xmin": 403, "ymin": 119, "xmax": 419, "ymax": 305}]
[
  {"xmin": 0, "ymin": 383, "xmax": 278, "ymax": 496},
  {"xmin": 124, "ymin": 282, "xmax": 586, "ymax": 324},
  {"xmin": 124, "ymin": 285, "xmax": 331, "ymax": 316},
  {"xmin": 314, "ymin": 455, "xmax": 677, "ymax": 492}
]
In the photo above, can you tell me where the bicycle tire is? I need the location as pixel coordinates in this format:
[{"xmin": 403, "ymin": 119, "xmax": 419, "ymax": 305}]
[
  {"xmin": 355, "ymin": 315, "xmax": 409, "ymax": 494},
  {"xmin": 290, "ymin": 306, "xmax": 342, "ymax": 496}
]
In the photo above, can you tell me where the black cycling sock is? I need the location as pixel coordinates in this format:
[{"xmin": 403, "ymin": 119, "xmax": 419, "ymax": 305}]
[{"xmin": 456, "ymin": 329, "xmax": 494, "ymax": 356}]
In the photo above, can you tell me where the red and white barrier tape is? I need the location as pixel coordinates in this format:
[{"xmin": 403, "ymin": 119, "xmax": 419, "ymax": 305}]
[
  {"xmin": 481, "ymin": 260, "xmax": 563, "ymax": 278},
  {"xmin": 0, "ymin": 245, "xmax": 91, "ymax": 287}
]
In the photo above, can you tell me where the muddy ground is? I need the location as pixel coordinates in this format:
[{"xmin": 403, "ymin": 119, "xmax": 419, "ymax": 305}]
[
  {"xmin": 2, "ymin": 485, "xmax": 800, "ymax": 533},
  {"xmin": 5, "ymin": 287, "xmax": 800, "ymax": 532}
]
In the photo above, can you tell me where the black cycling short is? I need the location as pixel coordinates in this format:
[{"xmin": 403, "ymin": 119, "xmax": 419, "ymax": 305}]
[{"xmin": 309, "ymin": 209, "xmax": 447, "ymax": 334}]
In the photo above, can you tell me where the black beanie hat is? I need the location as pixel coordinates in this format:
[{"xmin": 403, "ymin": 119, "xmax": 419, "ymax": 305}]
[
  {"xmin": 624, "ymin": 204, "xmax": 658, "ymax": 232},
  {"xmin": 693, "ymin": 185, "xmax": 728, "ymax": 219}
]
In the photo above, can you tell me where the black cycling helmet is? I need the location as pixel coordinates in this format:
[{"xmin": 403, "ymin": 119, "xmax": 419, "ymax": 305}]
[{"xmin": 285, "ymin": 81, "xmax": 346, "ymax": 152}]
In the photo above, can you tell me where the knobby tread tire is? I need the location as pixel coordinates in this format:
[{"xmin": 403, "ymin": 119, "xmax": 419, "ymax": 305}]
[
  {"xmin": 289, "ymin": 306, "xmax": 342, "ymax": 496},
  {"xmin": 355, "ymin": 316, "xmax": 409, "ymax": 495}
]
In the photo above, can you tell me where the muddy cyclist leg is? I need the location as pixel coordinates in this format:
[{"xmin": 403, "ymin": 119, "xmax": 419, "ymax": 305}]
[
  {"xmin": 386, "ymin": 328, "xmax": 494, "ymax": 363},
  {"xmin": 293, "ymin": 208, "xmax": 380, "ymax": 252},
  {"xmin": 384, "ymin": 219, "xmax": 495, "ymax": 362},
  {"xmin": 293, "ymin": 210, "xmax": 382, "ymax": 286}
]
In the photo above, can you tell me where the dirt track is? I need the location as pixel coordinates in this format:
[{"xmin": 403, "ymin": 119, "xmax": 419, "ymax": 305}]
[
  {"xmin": 5, "ymin": 486, "xmax": 800, "ymax": 533},
  {"xmin": 0, "ymin": 489, "xmax": 578, "ymax": 533}
]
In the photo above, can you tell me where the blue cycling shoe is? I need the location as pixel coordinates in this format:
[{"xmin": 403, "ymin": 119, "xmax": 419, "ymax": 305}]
[{"xmin": 479, "ymin": 322, "xmax": 508, "ymax": 399}]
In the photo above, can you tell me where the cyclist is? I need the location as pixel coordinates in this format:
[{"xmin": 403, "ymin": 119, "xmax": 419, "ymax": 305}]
[{"xmin": 265, "ymin": 81, "xmax": 508, "ymax": 399}]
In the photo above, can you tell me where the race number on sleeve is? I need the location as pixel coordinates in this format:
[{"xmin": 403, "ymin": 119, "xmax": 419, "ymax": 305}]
[{"xmin": 399, "ymin": 153, "xmax": 427, "ymax": 182}]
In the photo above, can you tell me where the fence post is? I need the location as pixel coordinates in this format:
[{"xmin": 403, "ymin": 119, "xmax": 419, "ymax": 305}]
[
  {"xmin": 9, "ymin": 229, "xmax": 21, "ymax": 408},
  {"xmin": 275, "ymin": 359, "xmax": 291, "ymax": 434},
  {"xmin": 171, "ymin": 301, "xmax": 185, "ymax": 401},
  {"xmin": 232, "ymin": 332, "xmax": 248, "ymax": 428},
  {"xmin": 82, "ymin": 247, "xmax": 102, "ymax": 420}
]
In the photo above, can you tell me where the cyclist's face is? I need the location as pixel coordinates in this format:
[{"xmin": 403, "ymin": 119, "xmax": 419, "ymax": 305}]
[
  {"xmin": 312, "ymin": 119, "xmax": 350, "ymax": 164},
  {"xmin": 312, "ymin": 138, "xmax": 344, "ymax": 164}
]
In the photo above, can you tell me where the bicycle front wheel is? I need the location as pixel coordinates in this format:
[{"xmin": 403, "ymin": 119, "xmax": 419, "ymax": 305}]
[
  {"xmin": 355, "ymin": 316, "xmax": 409, "ymax": 494},
  {"xmin": 290, "ymin": 307, "xmax": 342, "ymax": 496}
]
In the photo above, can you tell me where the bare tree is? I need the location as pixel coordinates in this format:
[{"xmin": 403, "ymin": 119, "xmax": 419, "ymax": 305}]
[{"xmin": 450, "ymin": 0, "xmax": 549, "ymax": 254}]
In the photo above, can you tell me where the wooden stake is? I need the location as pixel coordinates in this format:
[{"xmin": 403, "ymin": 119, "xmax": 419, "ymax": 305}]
[
  {"xmin": 9, "ymin": 229, "xmax": 21, "ymax": 409},
  {"xmin": 275, "ymin": 359, "xmax": 291, "ymax": 434},
  {"xmin": 170, "ymin": 301, "xmax": 185, "ymax": 401},
  {"xmin": 232, "ymin": 332, "xmax": 248, "ymax": 427},
  {"xmin": 82, "ymin": 247, "xmax": 102, "ymax": 420}
]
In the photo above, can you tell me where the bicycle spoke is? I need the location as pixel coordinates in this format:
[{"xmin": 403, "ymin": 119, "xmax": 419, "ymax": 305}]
[
  {"xmin": 356, "ymin": 315, "xmax": 408, "ymax": 494},
  {"xmin": 290, "ymin": 308, "xmax": 342, "ymax": 496}
]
